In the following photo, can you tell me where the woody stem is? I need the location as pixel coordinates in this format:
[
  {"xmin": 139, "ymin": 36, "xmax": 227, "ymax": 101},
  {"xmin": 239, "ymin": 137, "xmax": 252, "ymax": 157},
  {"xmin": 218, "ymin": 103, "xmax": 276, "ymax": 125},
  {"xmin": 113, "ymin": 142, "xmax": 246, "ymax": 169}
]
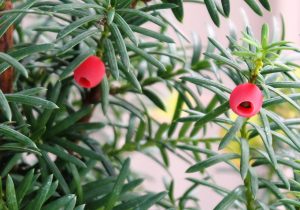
[{"xmin": 0, "ymin": 0, "xmax": 14, "ymax": 94}]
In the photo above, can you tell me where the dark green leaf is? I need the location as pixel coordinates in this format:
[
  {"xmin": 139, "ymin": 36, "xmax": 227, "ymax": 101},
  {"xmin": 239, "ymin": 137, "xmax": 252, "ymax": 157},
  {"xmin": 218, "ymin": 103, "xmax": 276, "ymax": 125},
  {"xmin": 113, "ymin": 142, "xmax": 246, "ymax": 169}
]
[
  {"xmin": 53, "ymin": 138, "xmax": 113, "ymax": 174},
  {"xmin": 248, "ymin": 121, "xmax": 278, "ymax": 167},
  {"xmin": 25, "ymin": 175, "xmax": 53, "ymax": 210},
  {"xmin": 240, "ymin": 138, "xmax": 249, "ymax": 179},
  {"xmin": 41, "ymin": 152, "xmax": 70, "ymax": 194},
  {"xmin": 0, "ymin": 90, "xmax": 11, "ymax": 121},
  {"xmin": 219, "ymin": 117, "xmax": 244, "ymax": 150},
  {"xmin": 101, "ymin": 75, "xmax": 110, "ymax": 114},
  {"xmin": 105, "ymin": 159, "xmax": 130, "ymax": 210},
  {"xmin": 43, "ymin": 195, "xmax": 76, "ymax": 210},
  {"xmin": 6, "ymin": 175, "xmax": 18, "ymax": 210},
  {"xmin": 119, "ymin": 64, "xmax": 142, "ymax": 92},
  {"xmin": 0, "ymin": 44, "xmax": 54, "ymax": 75},
  {"xmin": 204, "ymin": 53, "xmax": 241, "ymax": 71},
  {"xmin": 130, "ymin": 25, "xmax": 174, "ymax": 43},
  {"xmin": 16, "ymin": 169, "xmax": 35, "ymax": 204},
  {"xmin": 0, "ymin": 0, "xmax": 37, "ymax": 38},
  {"xmin": 107, "ymin": 8, "xmax": 115, "ymax": 25},
  {"xmin": 59, "ymin": 29, "xmax": 98, "ymax": 54},
  {"xmin": 126, "ymin": 43, "xmax": 166, "ymax": 71},
  {"xmin": 114, "ymin": 13, "xmax": 138, "ymax": 45},
  {"xmin": 244, "ymin": 0, "xmax": 263, "ymax": 16},
  {"xmin": 264, "ymin": 109, "xmax": 300, "ymax": 150},
  {"xmin": 261, "ymin": 24, "xmax": 269, "ymax": 48},
  {"xmin": 110, "ymin": 23, "xmax": 130, "ymax": 70},
  {"xmin": 0, "ymin": 52, "xmax": 28, "ymax": 77},
  {"xmin": 259, "ymin": 0, "xmax": 271, "ymax": 11},
  {"xmin": 181, "ymin": 76, "xmax": 231, "ymax": 93},
  {"xmin": 47, "ymin": 106, "xmax": 92, "ymax": 137},
  {"xmin": 165, "ymin": 0, "xmax": 184, "ymax": 22},
  {"xmin": 104, "ymin": 38, "xmax": 119, "ymax": 79},
  {"xmin": 0, "ymin": 124, "xmax": 36, "ymax": 147},
  {"xmin": 267, "ymin": 85, "xmax": 300, "ymax": 112},
  {"xmin": 5, "ymin": 94, "xmax": 58, "ymax": 109},
  {"xmin": 214, "ymin": 186, "xmax": 244, "ymax": 210},
  {"xmin": 1, "ymin": 154, "xmax": 22, "ymax": 177},
  {"xmin": 280, "ymin": 199, "xmax": 300, "ymax": 207},
  {"xmin": 60, "ymin": 51, "xmax": 94, "ymax": 79},
  {"xmin": 221, "ymin": 0, "xmax": 230, "ymax": 17},
  {"xmin": 53, "ymin": 3, "xmax": 105, "ymax": 12},
  {"xmin": 125, "ymin": 114, "xmax": 136, "ymax": 143},
  {"xmin": 134, "ymin": 120, "xmax": 146, "ymax": 143},
  {"xmin": 186, "ymin": 153, "xmax": 239, "ymax": 173},
  {"xmin": 113, "ymin": 192, "xmax": 165, "ymax": 210},
  {"xmin": 191, "ymin": 33, "xmax": 202, "ymax": 65},
  {"xmin": 57, "ymin": 15, "xmax": 101, "ymax": 39},
  {"xmin": 204, "ymin": 0, "xmax": 220, "ymax": 27},
  {"xmin": 168, "ymin": 95, "xmax": 184, "ymax": 137},
  {"xmin": 193, "ymin": 101, "xmax": 230, "ymax": 129},
  {"xmin": 39, "ymin": 144, "xmax": 87, "ymax": 168},
  {"xmin": 143, "ymin": 88, "xmax": 166, "ymax": 111},
  {"xmin": 117, "ymin": 9, "xmax": 165, "ymax": 26}
]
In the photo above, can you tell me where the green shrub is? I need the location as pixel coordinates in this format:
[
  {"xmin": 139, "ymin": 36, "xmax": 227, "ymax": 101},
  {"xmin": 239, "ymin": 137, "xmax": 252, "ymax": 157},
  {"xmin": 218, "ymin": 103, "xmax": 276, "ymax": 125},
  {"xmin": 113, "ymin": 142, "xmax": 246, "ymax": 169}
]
[{"xmin": 0, "ymin": 0, "xmax": 299, "ymax": 209}]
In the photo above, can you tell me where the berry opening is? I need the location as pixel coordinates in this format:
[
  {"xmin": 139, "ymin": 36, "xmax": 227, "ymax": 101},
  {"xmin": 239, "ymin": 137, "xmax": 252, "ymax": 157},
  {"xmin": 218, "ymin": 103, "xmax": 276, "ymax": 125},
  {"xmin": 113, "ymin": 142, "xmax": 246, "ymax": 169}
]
[
  {"xmin": 237, "ymin": 101, "xmax": 254, "ymax": 114},
  {"xmin": 79, "ymin": 77, "xmax": 91, "ymax": 88}
]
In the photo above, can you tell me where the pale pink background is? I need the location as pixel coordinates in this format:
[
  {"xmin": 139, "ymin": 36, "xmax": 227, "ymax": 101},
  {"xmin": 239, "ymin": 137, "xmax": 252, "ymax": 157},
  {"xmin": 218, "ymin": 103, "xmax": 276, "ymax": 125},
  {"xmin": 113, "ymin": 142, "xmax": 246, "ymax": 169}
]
[{"xmin": 131, "ymin": 1, "xmax": 300, "ymax": 209}]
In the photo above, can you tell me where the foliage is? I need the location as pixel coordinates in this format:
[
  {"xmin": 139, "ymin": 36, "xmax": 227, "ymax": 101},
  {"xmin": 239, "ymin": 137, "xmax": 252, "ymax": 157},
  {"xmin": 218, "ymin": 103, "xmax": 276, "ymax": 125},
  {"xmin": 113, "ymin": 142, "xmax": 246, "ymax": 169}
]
[{"xmin": 1, "ymin": 0, "xmax": 300, "ymax": 209}]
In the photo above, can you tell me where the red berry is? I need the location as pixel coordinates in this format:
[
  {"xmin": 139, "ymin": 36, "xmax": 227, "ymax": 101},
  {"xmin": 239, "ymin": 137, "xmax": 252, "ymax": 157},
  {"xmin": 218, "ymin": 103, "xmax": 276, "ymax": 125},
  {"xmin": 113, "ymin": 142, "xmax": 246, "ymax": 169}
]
[
  {"xmin": 74, "ymin": 55, "xmax": 106, "ymax": 88},
  {"xmin": 229, "ymin": 83, "xmax": 263, "ymax": 118}
]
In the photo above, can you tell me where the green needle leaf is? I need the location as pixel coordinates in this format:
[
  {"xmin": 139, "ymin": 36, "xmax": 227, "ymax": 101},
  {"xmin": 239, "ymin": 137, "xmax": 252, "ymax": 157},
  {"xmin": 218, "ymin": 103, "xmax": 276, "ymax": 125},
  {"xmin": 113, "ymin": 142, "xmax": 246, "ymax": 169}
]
[
  {"xmin": 165, "ymin": 0, "xmax": 184, "ymax": 22},
  {"xmin": 261, "ymin": 23, "xmax": 269, "ymax": 48},
  {"xmin": 0, "ymin": 90, "xmax": 11, "ymax": 121},
  {"xmin": 244, "ymin": 0, "xmax": 263, "ymax": 16},
  {"xmin": 114, "ymin": 13, "xmax": 138, "ymax": 45},
  {"xmin": 0, "ymin": 124, "xmax": 36, "ymax": 147},
  {"xmin": 214, "ymin": 186, "xmax": 244, "ymax": 210},
  {"xmin": 126, "ymin": 43, "xmax": 166, "ymax": 71},
  {"xmin": 5, "ymin": 94, "xmax": 58, "ymax": 109},
  {"xmin": 104, "ymin": 38, "xmax": 119, "ymax": 79},
  {"xmin": 130, "ymin": 25, "xmax": 174, "ymax": 43},
  {"xmin": 0, "ymin": 52, "xmax": 28, "ymax": 78},
  {"xmin": 6, "ymin": 175, "xmax": 18, "ymax": 210},
  {"xmin": 101, "ymin": 75, "xmax": 110, "ymax": 114},
  {"xmin": 107, "ymin": 7, "xmax": 115, "ymax": 25},
  {"xmin": 16, "ymin": 169, "xmax": 35, "ymax": 204},
  {"xmin": 219, "ymin": 117, "xmax": 244, "ymax": 150},
  {"xmin": 259, "ymin": 0, "xmax": 271, "ymax": 11},
  {"xmin": 186, "ymin": 153, "xmax": 239, "ymax": 173},
  {"xmin": 43, "ymin": 195, "xmax": 76, "ymax": 210},
  {"xmin": 116, "ymin": 9, "xmax": 165, "ymax": 27},
  {"xmin": 0, "ymin": 0, "xmax": 37, "ymax": 38},
  {"xmin": 110, "ymin": 23, "xmax": 130, "ymax": 70},
  {"xmin": 240, "ymin": 138, "xmax": 250, "ymax": 179},
  {"xmin": 204, "ymin": 0, "xmax": 220, "ymax": 27},
  {"xmin": 57, "ymin": 15, "xmax": 101, "ymax": 39},
  {"xmin": 221, "ymin": 0, "xmax": 230, "ymax": 17},
  {"xmin": 105, "ymin": 158, "xmax": 130, "ymax": 210},
  {"xmin": 59, "ymin": 29, "xmax": 98, "ymax": 54}
]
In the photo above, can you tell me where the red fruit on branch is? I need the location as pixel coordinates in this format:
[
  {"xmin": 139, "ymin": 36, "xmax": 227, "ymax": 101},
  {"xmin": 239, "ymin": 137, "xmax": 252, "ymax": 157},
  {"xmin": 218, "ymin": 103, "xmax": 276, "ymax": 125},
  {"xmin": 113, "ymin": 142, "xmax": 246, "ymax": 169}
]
[
  {"xmin": 229, "ymin": 83, "xmax": 263, "ymax": 118},
  {"xmin": 74, "ymin": 56, "xmax": 106, "ymax": 88}
]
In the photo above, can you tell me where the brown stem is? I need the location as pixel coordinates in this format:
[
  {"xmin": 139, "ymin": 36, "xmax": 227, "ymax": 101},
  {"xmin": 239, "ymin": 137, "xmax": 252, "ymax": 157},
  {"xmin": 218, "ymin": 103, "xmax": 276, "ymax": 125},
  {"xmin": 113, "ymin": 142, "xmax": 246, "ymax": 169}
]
[
  {"xmin": 79, "ymin": 86, "xmax": 102, "ymax": 123},
  {"xmin": 0, "ymin": 0, "xmax": 14, "ymax": 94},
  {"xmin": 0, "ymin": 0, "xmax": 14, "ymax": 174},
  {"xmin": 80, "ymin": 71, "xmax": 111, "ymax": 122}
]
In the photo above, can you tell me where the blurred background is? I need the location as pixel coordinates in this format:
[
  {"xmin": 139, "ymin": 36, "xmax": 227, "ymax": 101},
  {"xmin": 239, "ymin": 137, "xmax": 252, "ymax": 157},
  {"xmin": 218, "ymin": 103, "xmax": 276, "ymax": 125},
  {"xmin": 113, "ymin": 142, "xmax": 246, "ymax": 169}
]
[{"xmin": 129, "ymin": 1, "xmax": 300, "ymax": 209}]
